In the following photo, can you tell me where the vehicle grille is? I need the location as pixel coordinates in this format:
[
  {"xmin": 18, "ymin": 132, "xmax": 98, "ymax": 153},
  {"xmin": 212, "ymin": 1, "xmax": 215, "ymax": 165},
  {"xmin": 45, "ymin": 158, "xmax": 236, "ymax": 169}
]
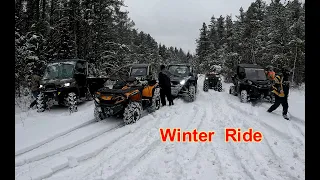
[
  {"xmin": 171, "ymin": 81, "xmax": 180, "ymax": 86},
  {"xmin": 45, "ymin": 84, "xmax": 57, "ymax": 90}
]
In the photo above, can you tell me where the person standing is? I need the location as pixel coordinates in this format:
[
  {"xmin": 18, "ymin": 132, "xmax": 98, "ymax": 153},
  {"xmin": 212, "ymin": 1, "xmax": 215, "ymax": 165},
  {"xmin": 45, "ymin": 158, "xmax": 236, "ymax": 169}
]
[
  {"xmin": 29, "ymin": 72, "xmax": 41, "ymax": 109},
  {"xmin": 158, "ymin": 65, "xmax": 174, "ymax": 106},
  {"xmin": 267, "ymin": 66, "xmax": 291, "ymax": 120}
]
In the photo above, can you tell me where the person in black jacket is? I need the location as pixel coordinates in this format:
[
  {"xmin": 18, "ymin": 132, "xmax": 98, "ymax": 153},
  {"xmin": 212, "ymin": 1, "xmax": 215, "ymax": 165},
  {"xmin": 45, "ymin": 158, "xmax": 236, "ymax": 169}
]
[
  {"xmin": 158, "ymin": 65, "xmax": 174, "ymax": 106},
  {"xmin": 267, "ymin": 66, "xmax": 291, "ymax": 120}
]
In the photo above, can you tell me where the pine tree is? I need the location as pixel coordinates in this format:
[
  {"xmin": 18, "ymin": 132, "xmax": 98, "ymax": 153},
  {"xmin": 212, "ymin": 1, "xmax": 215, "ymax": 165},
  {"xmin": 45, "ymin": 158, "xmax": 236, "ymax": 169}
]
[{"xmin": 195, "ymin": 22, "xmax": 210, "ymax": 71}]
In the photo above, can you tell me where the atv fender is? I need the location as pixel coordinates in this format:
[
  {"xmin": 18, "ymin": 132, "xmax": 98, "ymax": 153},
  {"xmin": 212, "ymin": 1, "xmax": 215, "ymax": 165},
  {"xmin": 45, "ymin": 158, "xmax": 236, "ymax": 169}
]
[
  {"xmin": 124, "ymin": 89, "xmax": 142, "ymax": 102},
  {"xmin": 142, "ymin": 83, "xmax": 158, "ymax": 98}
]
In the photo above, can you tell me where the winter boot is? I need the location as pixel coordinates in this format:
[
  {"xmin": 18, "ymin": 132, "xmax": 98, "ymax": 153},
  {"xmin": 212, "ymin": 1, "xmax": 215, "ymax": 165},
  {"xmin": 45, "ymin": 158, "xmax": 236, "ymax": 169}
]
[{"xmin": 283, "ymin": 114, "xmax": 289, "ymax": 120}]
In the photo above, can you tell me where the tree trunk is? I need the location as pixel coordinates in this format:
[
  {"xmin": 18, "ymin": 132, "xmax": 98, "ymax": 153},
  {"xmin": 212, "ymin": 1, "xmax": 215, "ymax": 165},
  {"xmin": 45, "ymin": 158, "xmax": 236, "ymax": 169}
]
[
  {"xmin": 35, "ymin": 0, "xmax": 40, "ymax": 22},
  {"xmin": 42, "ymin": 0, "xmax": 46, "ymax": 20},
  {"xmin": 49, "ymin": 0, "xmax": 55, "ymax": 25},
  {"xmin": 291, "ymin": 42, "xmax": 298, "ymax": 84}
]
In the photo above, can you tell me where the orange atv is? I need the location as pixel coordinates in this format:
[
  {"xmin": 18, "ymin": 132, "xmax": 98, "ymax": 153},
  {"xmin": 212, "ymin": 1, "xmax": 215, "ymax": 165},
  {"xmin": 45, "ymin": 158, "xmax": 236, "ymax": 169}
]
[{"xmin": 93, "ymin": 78, "xmax": 160, "ymax": 125}]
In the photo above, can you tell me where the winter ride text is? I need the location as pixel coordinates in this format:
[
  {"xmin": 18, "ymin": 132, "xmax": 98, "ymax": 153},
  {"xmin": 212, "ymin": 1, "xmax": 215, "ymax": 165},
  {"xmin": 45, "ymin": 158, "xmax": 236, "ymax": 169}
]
[{"xmin": 159, "ymin": 128, "xmax": 263, "ymax": 142}]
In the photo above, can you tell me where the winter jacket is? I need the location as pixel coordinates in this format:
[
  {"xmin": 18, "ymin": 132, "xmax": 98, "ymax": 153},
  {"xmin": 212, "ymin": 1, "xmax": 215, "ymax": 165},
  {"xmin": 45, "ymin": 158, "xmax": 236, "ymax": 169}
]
[
  {"xmin": 272, "ymin": 75, "xmax": 289, "ymax": 98},
  {"xmin": 30, "ymin": 75, "xmax": 41, "ymax": 92},
  {"xmin": 158, "ymin": 70, "xmax": 171, "ymax": 88}
]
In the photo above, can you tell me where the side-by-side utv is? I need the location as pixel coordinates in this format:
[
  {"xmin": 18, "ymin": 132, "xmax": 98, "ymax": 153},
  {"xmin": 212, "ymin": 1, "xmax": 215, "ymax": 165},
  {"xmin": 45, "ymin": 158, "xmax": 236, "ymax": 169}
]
[
  {"xmin": 37, "ymin": 59, "xmax": 108, "ymax": 113},
  {"xmin": 229, "ymin": 64, "xmax": 274, "ymax": 103}
]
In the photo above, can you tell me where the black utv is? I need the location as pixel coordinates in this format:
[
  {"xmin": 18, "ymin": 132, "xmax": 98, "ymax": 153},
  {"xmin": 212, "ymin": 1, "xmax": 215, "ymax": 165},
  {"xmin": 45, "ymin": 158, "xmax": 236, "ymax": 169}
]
[
  {"xmin": 110, "ymin": 63, "xmax": 158, "ymax": 89},
  {"xmin": 129, "ymin": 63, "xmax": 158, "ymax": 83},
  {"xmin": 229, "ymin": 64, "xmax": 274, "ymax": 103},
  {"xmin": 167, "ymin": 64, "xmax": 198, "ymax": 102},
  {"xmin": 203, "ymin": 71, "xmax": 223, "ymax": 92},
  {"xmin": 37, "ymin": 59, "xmax": 107, "ymax": 113}
]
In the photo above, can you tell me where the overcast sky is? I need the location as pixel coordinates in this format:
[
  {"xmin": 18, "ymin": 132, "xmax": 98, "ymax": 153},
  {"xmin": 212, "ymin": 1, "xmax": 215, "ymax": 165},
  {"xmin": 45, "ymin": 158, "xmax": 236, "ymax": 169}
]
[{"xmin": 123, "ymin": 0, "xmax": 300, "ymax": 54}]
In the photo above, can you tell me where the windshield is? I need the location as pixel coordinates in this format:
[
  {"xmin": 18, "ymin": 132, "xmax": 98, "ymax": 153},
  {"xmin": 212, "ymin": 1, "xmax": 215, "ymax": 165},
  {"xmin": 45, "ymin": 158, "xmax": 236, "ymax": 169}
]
[
  {"xmin": 130, "ymin": 67, "xmax": 147, "ymax": 77},
  {"xmin": 43, "ymin": 63, "xmax": 75, "ymax": 80},
  {"xmin": 244, "ymin": 68, "xmax": 267, "ymax": 80},
  {"xmin": 168, "ymin": 66, "xmax": 190, "ymax": 76}
]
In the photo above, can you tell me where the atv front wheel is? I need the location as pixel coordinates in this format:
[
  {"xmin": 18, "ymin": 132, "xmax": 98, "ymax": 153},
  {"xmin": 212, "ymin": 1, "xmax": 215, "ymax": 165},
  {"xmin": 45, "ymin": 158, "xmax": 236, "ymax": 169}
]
[
  {"xmin": 217, "ymin": 82, "xmax": 223, "ymax": 92},
  {"xmin": 147, "ymin": 87, "xmax": 161, "ymax": 113},
  {"xmin": 186, "ymin": 85, "xmax": 196, "ymax": 102},
  {"xmin": 229, "ymin": 86, "xmax": 237, "ymax": 96},
  {"xmin": 123, "ymin": 102, "xmax": 143, "ymax": 125},
  {"xmin": 94, "ymin": 106, "xmax": 105, "ymax": 122},
  {"xmin": 240, "ymin": 90, "xmax": 248, "ymax": 103},
  {"xmin": 67, "ymin": 92, "xmax": 78, "ymax": 113},
  {"xmin": 36, "ymin": 92, "xmax": 46, "ymax": 112},
  {"xmin": 203, "ymin": 81, "xmax": 208, "ymax": 92}
]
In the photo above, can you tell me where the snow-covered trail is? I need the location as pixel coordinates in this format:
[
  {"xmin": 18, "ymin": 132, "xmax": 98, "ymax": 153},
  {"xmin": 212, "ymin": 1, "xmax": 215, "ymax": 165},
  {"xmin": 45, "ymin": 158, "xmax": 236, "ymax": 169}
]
[{"xmin": 15, "ymin": 75, "xmax": 305, "ymax": 180}]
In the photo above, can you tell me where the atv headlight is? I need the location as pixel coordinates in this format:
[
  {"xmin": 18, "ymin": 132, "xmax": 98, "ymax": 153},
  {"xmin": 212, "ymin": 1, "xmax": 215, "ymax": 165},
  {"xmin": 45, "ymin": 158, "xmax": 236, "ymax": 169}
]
[
  {"xmin": 64, "ymin": 83, "xmax": 70, "ymax": 87},
  {"xmin": 39, "ymin": 85, "xmax": 43, "ymax": 88},
  {"xmin": 218, "ymin": 77, "xmax": 221, "ymax": 80},
  {"xmin": 205, "ymin": 77, "xmax": 208, "ymax": 80},
  {"xmin": 180, "ymin": 80, "xmax": 186, "ymax": 85}
]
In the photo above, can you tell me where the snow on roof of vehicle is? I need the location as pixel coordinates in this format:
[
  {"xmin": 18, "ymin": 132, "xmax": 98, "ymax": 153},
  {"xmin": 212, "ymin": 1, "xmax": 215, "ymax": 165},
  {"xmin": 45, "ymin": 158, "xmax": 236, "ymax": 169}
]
[
  {"xmin": 130, "ymin": 64, "xmax": 151, "ymax": 68},
  {"xmin": 238, "ymin": 64, "xmax": 263, "ymax": 69},
  {"xmin": 168, "ymin": 63, "xmax": 190, "ymax": 67},
  {"xmin": 47, "ymin": 59, "xmax": 86, "ymax": 66}
]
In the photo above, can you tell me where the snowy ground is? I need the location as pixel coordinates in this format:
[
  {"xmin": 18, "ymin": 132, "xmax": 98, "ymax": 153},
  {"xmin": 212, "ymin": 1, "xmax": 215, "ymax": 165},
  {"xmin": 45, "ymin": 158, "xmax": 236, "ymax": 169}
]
[{"xmin": 15, "ymin": 75, "xmax": 305, "ymax": 180}]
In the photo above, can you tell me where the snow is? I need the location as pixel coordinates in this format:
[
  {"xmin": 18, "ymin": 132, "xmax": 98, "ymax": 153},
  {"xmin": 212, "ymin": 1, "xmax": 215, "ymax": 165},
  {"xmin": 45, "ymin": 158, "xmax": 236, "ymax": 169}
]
[
  {"xmin": 15, "ymin": 75, "xmax": 305, "ymax": 180},
  {"xmin": 15, "ymin": 102, "xmax": 96, "ymax": 156}
]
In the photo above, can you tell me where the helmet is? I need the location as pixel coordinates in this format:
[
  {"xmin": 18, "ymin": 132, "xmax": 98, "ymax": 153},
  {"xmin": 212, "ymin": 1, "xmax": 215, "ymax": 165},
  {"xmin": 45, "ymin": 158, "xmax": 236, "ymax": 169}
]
[{"xmin": 266, "ymin": 65, "xmax": 273, "ymax": 71}]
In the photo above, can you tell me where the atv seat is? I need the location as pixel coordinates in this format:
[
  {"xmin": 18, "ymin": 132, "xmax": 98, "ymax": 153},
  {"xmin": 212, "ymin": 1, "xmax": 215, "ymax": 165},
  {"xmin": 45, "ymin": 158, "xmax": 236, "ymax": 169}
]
[{"xmin": 99, "ymin": 87, "xmax": 141, "ymax": 95}]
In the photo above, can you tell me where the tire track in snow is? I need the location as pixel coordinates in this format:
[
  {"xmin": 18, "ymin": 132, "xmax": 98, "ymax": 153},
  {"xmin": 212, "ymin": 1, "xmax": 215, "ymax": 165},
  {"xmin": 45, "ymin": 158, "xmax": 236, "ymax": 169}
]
[
  {"xmin": 47, "ymin": 103, "xmax": 185, "ymax": 180},
  {"xmin": 15, "ymin": 122, "xmax": 126, "ymax": 180},
  {"xmin": 110, "ymin": 102, "xmax": 204, "ymax": 180},
  {"xmin": 104, "ymin": 99, "xmax": 208, "ymax": 180},
  {"xmin": 183, "ymin": 77, "xmax": 257, "ymax": 179},
  {"xmin": 259, "ymin": 103, "xmax": 305, "ymax": 130},
  {"xmin": 15, "ymin": 120, "xmax": 123, "ymax": 167},
  {"xmin": 16, "ymin": 105, "xmax": 175, "ymax": 180},
  {"xmin": 15, "ymin": 118, "xmax": 96, "ymax": 158},
  {"xmin": 222, "ymin": 95, "xmax": 303, "ymax": 179},
  {"xmin": 206, "ymin": 86, "xmax": 292, "ymax": 179},
  {"xmin": 225, "ymin": 99, "xmax": 304, "ymax": 148},
  {"xmin": 208, "ymin": 92, "xmax": 257, "ymax": 180}
]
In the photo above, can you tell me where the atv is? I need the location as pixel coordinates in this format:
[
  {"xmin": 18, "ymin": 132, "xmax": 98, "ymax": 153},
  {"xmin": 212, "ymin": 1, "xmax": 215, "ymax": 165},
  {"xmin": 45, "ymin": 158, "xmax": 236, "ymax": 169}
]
[
  {"xmin": 93, "ymin": 64, "xmax": 161, "ymax": 125},
  {"xmin": 167, "ymin": 64, "xmax": 198, "ymax": 102},
  {"xmin": 203, "ymin": 72, "xmax": 223, "ymax": 92},
  {"xmin": 37, "ymin": 59, "xmax": 108, "ymax": 113},
  {"xmin": 229, "ymin": 64, "xmax": 274, "ymax": 103}
]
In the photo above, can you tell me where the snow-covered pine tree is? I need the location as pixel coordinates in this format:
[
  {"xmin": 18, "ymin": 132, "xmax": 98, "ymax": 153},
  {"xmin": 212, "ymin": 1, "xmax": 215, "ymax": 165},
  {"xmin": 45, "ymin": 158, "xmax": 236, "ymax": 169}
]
[{"xmin": 195, "ymin": 22, "xmax": 210, "ymax": 72}]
